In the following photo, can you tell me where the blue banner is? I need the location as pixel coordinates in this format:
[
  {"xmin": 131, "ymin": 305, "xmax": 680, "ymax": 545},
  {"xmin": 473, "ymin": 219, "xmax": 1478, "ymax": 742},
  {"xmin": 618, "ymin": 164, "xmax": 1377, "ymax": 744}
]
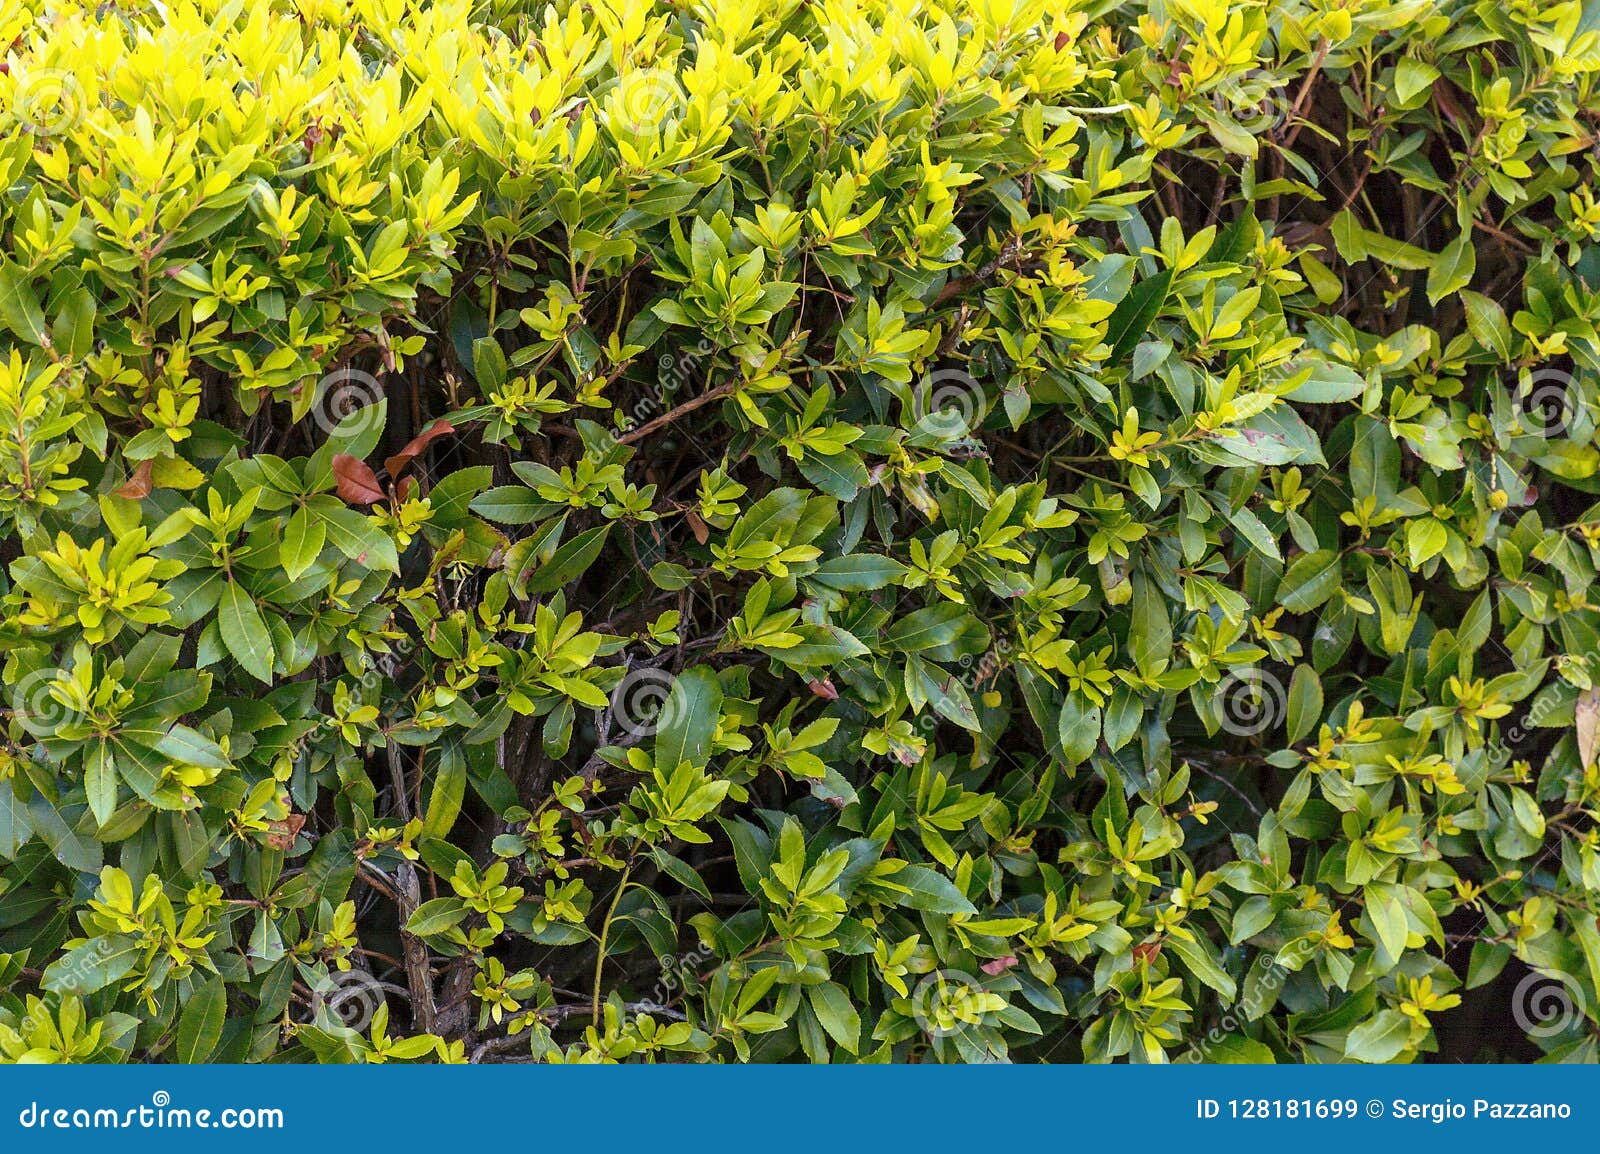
[{"xmin": 1, "ymin": 1065, "xmax": 1592, "ymax": 1153}]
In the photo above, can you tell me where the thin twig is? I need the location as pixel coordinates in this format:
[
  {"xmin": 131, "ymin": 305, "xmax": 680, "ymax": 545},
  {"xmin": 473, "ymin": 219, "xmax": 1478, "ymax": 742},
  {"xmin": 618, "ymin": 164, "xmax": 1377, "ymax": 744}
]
[
  {"xmin": 1187, "ymin": 758, "xmax": 1266, "ymax": 818},
  {"xmin": 616, "ymin": 381, "xmax": 737, "ymax": 445},
  {"xmin": 1280, "ymin": 39, "xmax": 1331, "ymax": 150}
]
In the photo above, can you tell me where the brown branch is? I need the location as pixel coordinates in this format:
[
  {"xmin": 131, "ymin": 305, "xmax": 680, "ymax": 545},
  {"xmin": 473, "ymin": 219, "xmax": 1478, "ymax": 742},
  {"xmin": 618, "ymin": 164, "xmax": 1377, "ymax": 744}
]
[
  {"xmin": 386, "ymin": 741, "xmax": 439, "ymax": 1034},
  {"xmin": 1279, "ymin": 39, "xmax": 1331, "ymax": 150},
  {"xmin": 616, "ymin": 380, "xmax": 737, "ymax": 445}
]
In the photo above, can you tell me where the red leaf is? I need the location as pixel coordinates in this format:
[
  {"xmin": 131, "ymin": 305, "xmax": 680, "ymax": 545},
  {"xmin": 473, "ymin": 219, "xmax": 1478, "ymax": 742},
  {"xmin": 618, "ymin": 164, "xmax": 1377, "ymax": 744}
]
[
  {"xmin": 333, "ymin": 453, "xmax": 386, "ymax": 505},
  {"xmin": 114, "ymin": 460, "xmax": 154, "ymax": 499},
  {"xmin": 980, "ymin": 955, "xmax": 1018, "ymax": 976},
  {"xmin": 807, "ymin": 678, "xmax": 840, "ymax": 701},
  {"xmin": 383, "ymin": 418, "xmax": 455, "ymax": 481}
]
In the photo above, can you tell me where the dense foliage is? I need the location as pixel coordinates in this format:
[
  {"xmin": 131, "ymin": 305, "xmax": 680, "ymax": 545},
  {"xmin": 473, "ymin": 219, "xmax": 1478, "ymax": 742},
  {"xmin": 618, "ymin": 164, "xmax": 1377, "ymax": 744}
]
[{"xmin": 2, "ymin": 0, "xmax": 1600, "ymax": 1065}]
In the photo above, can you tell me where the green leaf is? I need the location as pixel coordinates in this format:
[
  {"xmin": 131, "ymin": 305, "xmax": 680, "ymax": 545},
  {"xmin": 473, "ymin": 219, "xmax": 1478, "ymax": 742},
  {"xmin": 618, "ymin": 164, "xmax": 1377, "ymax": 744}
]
[
  {"xmin": 521, "ymin": 525, "xmax": 612, "ymax": 594},
  {"xmin": 84, "ymin": 743, "xmax": 117, "ymax": 826},
  {"xmin": 1106, "ymin": 269, "xmax": 1173, "ymax": 364},
  {"xmin": 420, "ymin": 743, "xmax": 468, "ymax": 841},
  {"xmin": 1277, "ymin": 550, "xmax": 1341, "ymax": 614},
  {"xmin": 219, "ymin": 582, "xmax": 275, "ymax": 683},
  {"xmin": 1283, "ymin": 359, "xmax": 1366, "ymax": 404},
  {"xmin": 1228, "ymin": 506, "xmax": 1281, "ymax": 562},
  {"xmin": 1197, "ymin": 1034, "xmax": 1275, "ymax": 1063},
  {"xmin": 893, "ymin": 864, "xmax": 977, "ymax": 915},
  {"xmin": 177, "ymin": 975, "xmax": 227, "ymax": 1063},
  {"xmin": 154, "ymin": 725, "xmax": 231, "ymax": 770},
  {"xmin": 1343, "ymin": 1009, "xmax": 1412, "ymax": 1063},
  {"xmin": 470, "ymin": 486, "xmax": 552, "ymax": 525},
  {"xmin": 651, "ymin": 848, "xmax": 712, "ymax": 901},
  {"xmin": 654, "ymin": 666, "xmax": 723, "ymax": 770},
  {"xmin": 807, "ymin": 982, "xmax": 861, "ymax": 1053},
  {"xmin": 0, "ymin": 261, "xmax": 47, "ymax": 346},
  {"xmin": 1394, "ymin": 58, "xmax": 1439, "ymax": 106},
  {"xmin": 1425, "ymin": 231, "xmax": 1475, "ymax": 305},
  {"xmin": 884, "ymin": 604, "xmax": 974, "ymax": 653},
  {"xmin": 809, "ymin": 554, "xmax": 908, "ymax": 591},
  {"xmin": 42, "ymin": 936, "xmax": 141, "ymax": 995},
  {"xmin": 281, "ymin": 506, "xmax": 325, "ymax": 580},
  {"xmin": 406, "ymin": 898, "xmax": 469, "ymax": 936},
  {"xmin": 1461, "ymin": 290, "xmax": 1512, "ymax": 360},
  {"xmin": 1286, "ymin": 665, "xmax": 1323, "ymax": 745},
  {"xmin": 1057, "ymin": 695, "xmax": 1101, "ymax": 766},
  {"xmin": 1167, "ymin": 932, "xmax": 1237, "ymax": 1001},
  {"xmin": 1363, "ymin": 884, "xmax": 1409, "ymax": 960}
]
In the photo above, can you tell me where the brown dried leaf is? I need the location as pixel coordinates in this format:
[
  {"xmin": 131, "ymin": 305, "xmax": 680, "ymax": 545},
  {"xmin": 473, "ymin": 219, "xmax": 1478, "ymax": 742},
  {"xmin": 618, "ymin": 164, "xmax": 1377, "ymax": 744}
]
[
  {"xmin": 333, "ymin": 453, "xmax": 386, "ymax": 505},
  {"xmin": 1577, "ymin": 687, "xmax": 1599, "ymax": 770},
  {"xmin": 264, "ymin": 812, "xmax": 306, "ymax": 850},
  {"xmin": 114, "ymin": 460, "xmax": 154, "ymax": 499},
  {"xmin": 384, "ymin": 418, "xmax": 455, "ymax": 481}
]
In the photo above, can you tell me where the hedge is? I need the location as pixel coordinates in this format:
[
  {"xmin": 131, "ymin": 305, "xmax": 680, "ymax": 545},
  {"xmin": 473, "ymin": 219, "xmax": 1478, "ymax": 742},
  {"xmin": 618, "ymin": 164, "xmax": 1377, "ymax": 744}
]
[{"xmin": 1, "ymin": 0, "xmax": 1599, "ymax": 1064}]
